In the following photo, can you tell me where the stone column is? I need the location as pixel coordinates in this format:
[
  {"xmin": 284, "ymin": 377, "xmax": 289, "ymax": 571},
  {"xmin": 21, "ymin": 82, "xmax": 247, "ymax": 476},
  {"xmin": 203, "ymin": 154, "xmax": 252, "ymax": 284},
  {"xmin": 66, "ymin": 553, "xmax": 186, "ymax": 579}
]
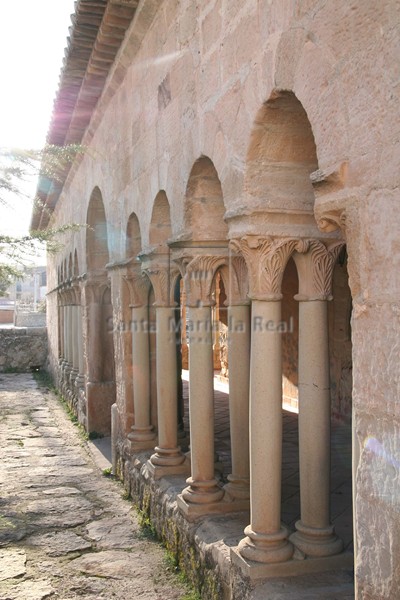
[
  {"xmin": 125, "ymin": 271, "xmax": 156, "ymax": 450},
  {"xmin": 57, "ymin": 290, "xmax": 64, "ymax": 364},
  {"xmin": 64, "ymin": 293, "xmax": 73, "ymax": 378},
  {"xmin": 76, "ymin": 302, "xmax": 85, "ymax": 389},
  {"xmin": 145, "ymin": 263, "xmax": 186, "ymax": 477},
  {"xmin": 176, "ymin": 255, "xmax": 226, "ymax": 516},
  {"xmin": 223, "ymin": 256, "xmax": 251, "ymax": 501},
  {"xmin": 70, "ymin": 284, "xmax": 80, "ymax": 385},
  {"xmin": 290, "ymin": 240, "xmax": 344, "ymax": 557},
  {"xmin": 231, "ymin": 236, "xmax": 299, "ymax": 564},
  {"xmin": 83, "ymin": 282, "xmax": 103, "ymax": 383}
]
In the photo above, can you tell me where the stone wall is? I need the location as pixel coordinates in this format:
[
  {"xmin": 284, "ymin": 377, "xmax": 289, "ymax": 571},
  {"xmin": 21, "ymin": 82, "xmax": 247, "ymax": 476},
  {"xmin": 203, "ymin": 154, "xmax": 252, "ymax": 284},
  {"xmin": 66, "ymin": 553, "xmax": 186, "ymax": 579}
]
[
  {"xmin": 0, "ymin": 327, "xmax": 48, "ymax": 372},
  {"xmin": 42, "ymin": 1, "xmax": 400, "ymax": 598},
  {"xmin": 14, "ymin": 312, "xmax": 47, "ymax": 328}
]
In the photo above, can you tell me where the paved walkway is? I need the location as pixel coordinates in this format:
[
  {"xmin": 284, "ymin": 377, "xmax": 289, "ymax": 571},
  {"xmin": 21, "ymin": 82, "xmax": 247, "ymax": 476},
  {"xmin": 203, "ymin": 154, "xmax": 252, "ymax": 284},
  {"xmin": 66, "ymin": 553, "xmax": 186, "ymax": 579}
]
[{"xmin": 0, "ymin": 374, "xmax": 186, "ymax": 600}]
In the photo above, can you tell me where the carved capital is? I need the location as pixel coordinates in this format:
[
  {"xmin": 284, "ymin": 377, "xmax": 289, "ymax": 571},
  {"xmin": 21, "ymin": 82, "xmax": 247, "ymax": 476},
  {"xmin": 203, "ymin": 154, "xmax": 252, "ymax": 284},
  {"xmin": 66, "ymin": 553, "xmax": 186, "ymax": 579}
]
[
  {"xmin": 221, "ymin": 255, "xmax": 249, "ymax": 305},
  {"xmin": 123, "ymin": 271, "xmax": 151, "ymax": 307},
  {"xmin": 81, "ymin": 275, "xmax": 108, "ymax": 304},
  {"xmin": 316, "ymin": 208, "xmax": 346, "ymax": 234},
  {"xmin": 230, "ymin": 236, "xmax": 300, "ymax": 301},
  {"xmin": 143, "ymin": 265, "xmax": 179, "ymax": 307},
  {"xmin": 294, "ymin": 240, "xmax": 345, "ymax": 301},
  {"xmin": 178, "ymin": 255, "xmax": 226, "ymax": 307}
]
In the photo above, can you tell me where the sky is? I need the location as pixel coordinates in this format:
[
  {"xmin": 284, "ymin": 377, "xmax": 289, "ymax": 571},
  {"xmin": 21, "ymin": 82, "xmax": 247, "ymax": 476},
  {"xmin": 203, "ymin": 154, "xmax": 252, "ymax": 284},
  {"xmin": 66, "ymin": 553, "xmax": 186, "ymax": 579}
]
[{"xmin": 0, "ymin": 0, "xmax": 76, "ymax": 242}]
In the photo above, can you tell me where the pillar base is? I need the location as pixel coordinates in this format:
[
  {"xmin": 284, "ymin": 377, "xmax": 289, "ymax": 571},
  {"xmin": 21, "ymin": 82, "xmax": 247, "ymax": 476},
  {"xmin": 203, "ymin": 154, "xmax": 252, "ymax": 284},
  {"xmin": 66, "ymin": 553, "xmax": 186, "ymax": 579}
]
[
  {"xmin": 177, "ymin": 489, "xmax": 249, "ymax": 522},
  {"xmin": 181, "ymin": 477, "xmax": 224, "ymax": 504},
  {"xmin": 289, "ymin": 521, "xmax": 344, "ymax": 557},
  {"xmin": 238, "ymin": 525, "xmax": 294, "ymax": 564},
  {"xmin": 231, "ymin": 546, "xmax": 354, "ymax": 580},
  {"xmin": 128, "ymin": 425, "xmax": 156, "ymax": 450},
  {"xmin": 150, "ymin": 446, "xmax": 186, "ymax": 467},
  {"xmin": 224, "ymin": 475, "xmax": 250, "ymax": 501},
  {"xmin": 128, "ymin": 436, "xmax": 156, "ymax": 452},
  {"xmin": 75, "ymin": 373, "xmax": 85, "ymax": 390},
  {"xmin": 147, "ymin": 456, "xmax": 190, "ymax": 480}
]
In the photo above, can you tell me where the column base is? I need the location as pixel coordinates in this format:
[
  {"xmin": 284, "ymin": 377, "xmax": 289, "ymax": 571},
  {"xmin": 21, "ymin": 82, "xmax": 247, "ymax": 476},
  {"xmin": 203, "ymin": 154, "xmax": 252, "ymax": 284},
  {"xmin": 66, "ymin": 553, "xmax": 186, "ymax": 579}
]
[
  {"xmin": 238, "ymin": 525, "xmax": 294, "ymax": 564},
  {"xmin": 177, "ymin": 487, "xmax": 249, "ymax": 522},
  {"xmin": 128, "ymin": 426, "xmax": 156, "ymax": 448},
  {"xmin": 150, "ymin": 446, "xmax": 186, "ymax": 467},
  {"xmin": 289, "ymin": 521, "xmax": 344, "ymax": 557},
  {"xmin": 75, "ymin": 373, "xmax": 85, "ymax": 390},
  {"xmin": 231, "ymin": 546, "xmax": 354, "ymax": 580},
  {"xmin": 224, "ymin": 474, "xmax": 250, "ymax": 501},
  {"xmin": 147, "ymin": 456, "xmax": 190, "ymax": 480}
]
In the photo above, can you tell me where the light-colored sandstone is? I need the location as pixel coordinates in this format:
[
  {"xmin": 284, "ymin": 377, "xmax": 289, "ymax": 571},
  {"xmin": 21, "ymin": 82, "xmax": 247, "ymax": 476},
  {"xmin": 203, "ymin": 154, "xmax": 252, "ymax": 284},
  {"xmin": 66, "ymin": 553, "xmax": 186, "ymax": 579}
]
[{"xmin": 31, "ymin": 1, "xmax": 400, "ymax": 598}]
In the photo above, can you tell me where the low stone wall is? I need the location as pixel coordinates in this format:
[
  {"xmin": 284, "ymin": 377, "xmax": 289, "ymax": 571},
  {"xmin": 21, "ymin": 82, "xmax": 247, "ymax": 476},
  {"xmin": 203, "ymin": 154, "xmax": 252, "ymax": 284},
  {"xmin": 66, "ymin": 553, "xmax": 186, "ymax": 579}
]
[
  {"xmin": 116, "ymin": 445, "xmax": 248, "ymax": 600},
  {"xmin": 14, "ymin": 311, "xmax": 47, "ymax": 328},
  {"xmin": 0, "ymin": 327, "xmax": 48, "ymax": 372}
]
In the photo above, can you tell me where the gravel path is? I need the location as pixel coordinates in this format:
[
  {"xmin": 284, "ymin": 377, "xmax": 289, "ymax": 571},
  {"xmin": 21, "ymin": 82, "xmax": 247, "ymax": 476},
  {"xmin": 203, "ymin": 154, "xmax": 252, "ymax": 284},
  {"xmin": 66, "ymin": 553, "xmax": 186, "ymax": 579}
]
[{"xmin": 0, "ymin": 373, "xmax": 187, "ymax": 600}]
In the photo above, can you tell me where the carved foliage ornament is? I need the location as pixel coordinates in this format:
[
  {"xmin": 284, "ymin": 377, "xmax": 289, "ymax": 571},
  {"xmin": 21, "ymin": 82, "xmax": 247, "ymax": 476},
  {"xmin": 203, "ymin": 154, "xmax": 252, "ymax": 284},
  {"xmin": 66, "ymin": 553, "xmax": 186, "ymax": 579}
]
[
  {"xmin": 181, "ymin": 255, "xmax": 227, "ymax": 307},
  {"xmin": 230, "ymin": 237, "xmax": 302, "ymax": 301},
  {"xmin": 123, "ymin": 272, "xmax": 151, "ymax": 307},
  {"xmin": 143, "ymin": 266, "xmax": 179, "ymax": 307},
  {"xmin": 317, "ymin": 209, "xmax": 347, "ymax": 234},
  {"xmin": 222, "ymin": 255, "xmax": 249, "ymax": 305},
  {"xmin": 308, "ymin": 240, "xmax": 345, "ymax": 299}
]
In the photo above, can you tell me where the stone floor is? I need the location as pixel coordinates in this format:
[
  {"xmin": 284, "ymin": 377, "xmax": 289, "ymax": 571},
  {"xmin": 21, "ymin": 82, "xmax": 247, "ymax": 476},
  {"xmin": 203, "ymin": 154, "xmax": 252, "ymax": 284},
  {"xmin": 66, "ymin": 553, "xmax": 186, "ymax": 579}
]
[{"xmin": 0, "ymin": 373, "xmax": 187, "ymax": 600}]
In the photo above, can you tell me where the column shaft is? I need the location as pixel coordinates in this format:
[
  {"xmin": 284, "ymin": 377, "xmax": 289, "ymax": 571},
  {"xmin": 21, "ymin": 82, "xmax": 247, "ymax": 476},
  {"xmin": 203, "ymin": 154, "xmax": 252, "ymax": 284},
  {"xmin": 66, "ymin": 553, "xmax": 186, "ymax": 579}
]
[
  {"xmin": 77, "ymin": 305, "xmax": 85, "ymax": 381},
  {"xmin": 129, "ymin": 305, "xmax": 155, "ymax": 443},
  {"xmin": 72, "ymin": 305, "xmax": 79, "ymax": 372},
  {"xmin": 181, "ymin": 305, "xmax": 223, "ymax": 504},
  {"xmin": 63, "ymin": 305, "xmax": 68, "ymax": 365},
  {"xmin": 87, "ymin": 301, "xmax": 103, "ymax": 382},
  {"xmin": 239, "ymin": 299, "xmax": 293, "ymax": 563},
  {"xmin": 151, "ymin": 306, "xmax": 184, "ymax": 466},
  {"xmin": 290, "ymin": 300, "xmax": 343, "ymax": 556},
  {"xmin": 225, "ymin": 304, "xmax": 250, "ymax": 499}
]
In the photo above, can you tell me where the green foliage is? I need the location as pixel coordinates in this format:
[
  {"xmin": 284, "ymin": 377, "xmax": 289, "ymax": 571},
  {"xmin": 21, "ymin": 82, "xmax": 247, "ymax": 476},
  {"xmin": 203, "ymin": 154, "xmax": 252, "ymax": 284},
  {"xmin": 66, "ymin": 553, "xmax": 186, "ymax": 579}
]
[
  {"xmin": 0, "ymin": 144, "xmax": 85, "ymax": 207},
  {"xmin": 0, "ymin": 144, "xmax": 86, "ymax": 287}
]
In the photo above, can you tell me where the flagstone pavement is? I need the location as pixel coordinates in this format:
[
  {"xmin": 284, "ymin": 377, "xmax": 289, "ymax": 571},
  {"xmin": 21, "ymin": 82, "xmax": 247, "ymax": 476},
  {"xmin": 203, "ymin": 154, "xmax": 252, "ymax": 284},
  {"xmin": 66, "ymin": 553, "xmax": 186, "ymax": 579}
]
[{"xmin": 0, "ymin": 373, "xmax": 186, "ymax": 600}]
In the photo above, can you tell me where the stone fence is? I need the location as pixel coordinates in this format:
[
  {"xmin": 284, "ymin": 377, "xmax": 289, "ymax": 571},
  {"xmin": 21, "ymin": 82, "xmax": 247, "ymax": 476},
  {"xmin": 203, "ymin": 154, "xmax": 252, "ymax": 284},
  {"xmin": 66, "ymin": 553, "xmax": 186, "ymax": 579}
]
[
  {"xmin": 0, "ymin": 327, "xmax": 48, "ymax": 372},
  {"xmin": 14, "ymin": 311, "xmax": 47, "ymax": 328}
]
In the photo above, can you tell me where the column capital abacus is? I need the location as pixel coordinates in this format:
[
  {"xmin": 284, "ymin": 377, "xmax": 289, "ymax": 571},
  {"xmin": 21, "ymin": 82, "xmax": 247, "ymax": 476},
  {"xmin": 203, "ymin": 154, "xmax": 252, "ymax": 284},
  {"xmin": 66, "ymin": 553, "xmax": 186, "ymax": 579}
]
[
  {"xmin": 294, "ymin": 240, "xmax": 345, "ymax": 301},
  {"xmin": 230, "ymin": 236, "xmax": 301, "ymax": 301},
  {"xmin": 176, "ymin": 254, "xmax": 227, "ymax": 308}
]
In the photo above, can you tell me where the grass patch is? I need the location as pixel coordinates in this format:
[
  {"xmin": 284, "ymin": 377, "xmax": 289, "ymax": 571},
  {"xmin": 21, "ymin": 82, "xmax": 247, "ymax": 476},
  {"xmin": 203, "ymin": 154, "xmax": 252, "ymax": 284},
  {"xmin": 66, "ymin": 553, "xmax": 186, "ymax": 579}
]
[{"xmin": 163, "ymin": 551, "xmax": 202, "ymax": 600}]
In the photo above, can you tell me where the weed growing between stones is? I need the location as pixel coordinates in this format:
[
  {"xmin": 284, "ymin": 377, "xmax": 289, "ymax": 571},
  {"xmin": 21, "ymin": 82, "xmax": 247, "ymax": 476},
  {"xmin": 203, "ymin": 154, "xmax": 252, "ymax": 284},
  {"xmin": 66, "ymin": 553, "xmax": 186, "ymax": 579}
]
[
  {"xmin": 163, "ymin": 550, "xmax": 202, "ymax": 600},
  {"xmin": 102, "ymin": 466, "xmax": 112, "ymax": 477}
]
